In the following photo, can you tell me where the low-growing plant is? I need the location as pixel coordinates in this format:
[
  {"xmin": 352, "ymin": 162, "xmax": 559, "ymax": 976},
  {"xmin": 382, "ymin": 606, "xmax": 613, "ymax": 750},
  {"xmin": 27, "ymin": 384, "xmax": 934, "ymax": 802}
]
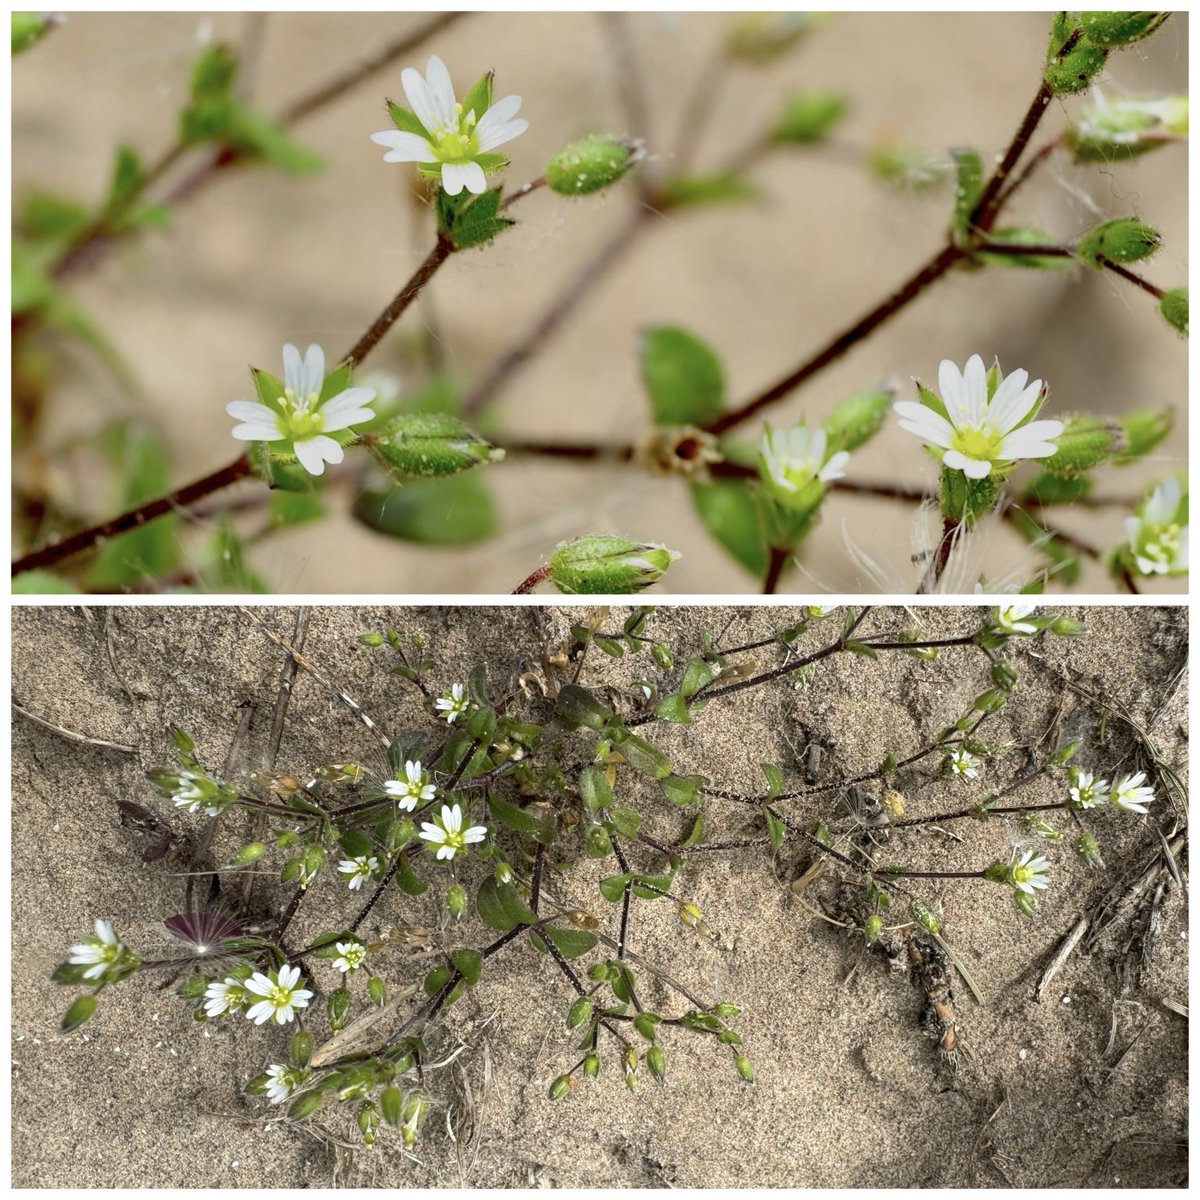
[{"xmin": 51, "ymin": 604, "xmax": 1184, "ymax": 1153}]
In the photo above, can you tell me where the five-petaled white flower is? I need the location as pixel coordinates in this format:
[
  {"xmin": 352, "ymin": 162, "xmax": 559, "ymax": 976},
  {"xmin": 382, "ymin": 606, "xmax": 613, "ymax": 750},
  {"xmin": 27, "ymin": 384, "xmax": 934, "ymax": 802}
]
[
  {"xmin": 1010, "ymin": 849, "xmax": 1050, "ymax": 895},
  {"xmin": 338, "ymin": 854, "xmax": 380, "ymax": 891},
  {"xmin": 203, "ymin": 977, "xmax": 246, "ymax": 1018},
  {"xmin": 1068, "ymin": 769, "xmax": 1108, "ymax": 810},
  {"xmin": 243, "ymin": 964, "xmax": 313, "ymax": 1025},
  {"xmin": 759, "ymin": 424, "xmax": 850, "ymax": 506},
  {"xmin": 894, "ymin": 355, "xmax": 1064, "ymax": 479},
  {"xmin": 371, "ymin": 54, "xmax": 528, "ymax": 196},
  {"xmin": 1109, "ymin": 772, "xmax": 1155, "ymax": 814},
  {"xmin": 435, "ymin": 683, "xmax": 471, "ymax": 724},
  {"xmin": 333, "ymin": 941, "xmax": 368, "ymax": 974},
  {"xmin": 995, "ymin": 603, "xmax": 1038, "ymax": 636},
  {"xmin": 67, "ymin": 919, "xmax": 121, "ymax": 981},
  {"xmin": 1124, "ymin": 477, "xmax": 1188, "ymax": 576},
  {"xmin": 419, "ymin": 803, "xmax": 488, "ymax": 861},
  {"xmin": 227, "ymin": 343, "xmax": 376, "ymax": 477},
  {"xmin": 168, "ymin": 769, "xmax": 233, "ymax": 818},
  {"xmin": 947, "ymin": 748, "xmax": 980, "ymax": 781},
  {"xmin": 385, "ymin": 760, "xmax": 437, "ymax": 811},
  {"xmin": 264, "ymin": 1063, "xmax": 304, "ymax": 1104},
  {"xmin": 806, "ymin": 605, "xmax": 838, "ymax": 619}
]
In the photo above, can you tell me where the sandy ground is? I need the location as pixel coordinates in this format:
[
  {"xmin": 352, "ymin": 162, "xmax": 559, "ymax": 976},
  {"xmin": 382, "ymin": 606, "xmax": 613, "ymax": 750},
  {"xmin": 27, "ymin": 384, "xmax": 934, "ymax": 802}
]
[
  {"xmin": 11, "ymin": 603, "xmax": 1187, "ymax": 1187},
  {"xmin": 10, "ymin": 11, "xmax": 1189, "ymax": 595}
]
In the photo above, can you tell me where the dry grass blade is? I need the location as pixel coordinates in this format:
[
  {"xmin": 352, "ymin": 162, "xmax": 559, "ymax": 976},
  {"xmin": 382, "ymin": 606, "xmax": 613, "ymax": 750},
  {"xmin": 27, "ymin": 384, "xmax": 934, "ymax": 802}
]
[
  {"xmin": 1035, "ymin": 915, "xmax": 1089, "ymax": 1002},
  {"xmin": 309, "ymin": 983, "xmax": 418, "ymax": 1068},
  {"xmin": 12, "ymin": 699, "xmax": 137, "ymax": 753},
  {"xmin": 1160, "ymin": 997, "xmax": 1187, "ymax": 1019}
]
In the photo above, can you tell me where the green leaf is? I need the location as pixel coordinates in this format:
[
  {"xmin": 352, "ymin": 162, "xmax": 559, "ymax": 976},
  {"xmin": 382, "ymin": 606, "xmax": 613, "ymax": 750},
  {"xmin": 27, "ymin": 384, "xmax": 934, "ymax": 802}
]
[
  {"xmin": 660, "ymin": 774, "xmax": 705, "ymax": 806},
  {"xmin": 13, "ymin": 12, "xmax": 60, "ymax": 54},
  {"xmin": 61, "ymin": 994, "xmax": 98, "ymax": 1032},
  {"xmin": 228, "ymin": 105, "xmax": 323, "ymax": 173},
  {"xmin": 578, "ymin": 765, "xmax": 614, "ymax": 812},
  {"xmin": 680, "ymin": 813, "xmax": 705, "ymax": 847},
  {"xmin": 85, "ymin": 423, "xmax": 181, "ymax": 587},
  {"xmin": 599, "ymin": 873, "xmax": 632, "ymax": 903},
  {"xmin": 103, "ymin": 145, "xmax": 145, "ymax": 224},
  {"xmin": 476, "ymin": 876, "xmax": 536, "ymax": 930},
  {"xmin": 678, "ymin": 656, "xmax": 714, "ymax": 699},
  {"xmin": 760, "ymin": 762, "xmax": 784, "ymax": 799},
  {"xmin": 771, "ymin": 92, "xmax": 847, "ymax": 143},
  {"xmin": 180, "ymin": 43, "xmax": 239, "ymax": 145},
  {"xmin": 974, "ymin": 226, "xmax": 1073, "ymax": 271},
  {"xmin": 608, "ymin": 807, "xmax": 642, "ymax": 839},
  {"xmin": 653, "ymin": 692, "xmax": 692, "ymax": 724},
  {"xmin": 269, "ymin": 490, "xmax": 326, "ymax": 527},
  {"xmin": 395, "ymin": 852, "xmax": 427, "ymax": 896},
  {"xmin": 640, "ymin": 326, "xmax": 725, "ymax": 426},
  {"xmin": 353, "ymin": 472, "xmax": 497, "ymax": 544},
  {"xmin": 204, "ymin": 514, "xmax": 267, "ymax": 593},
  {"xmin": 690, "ymin": 479, "xmax": 770, "ymax": 575},
  {"xmin": 1113, "ymin": 407, "xmax": 1173, "ymax": 464},
  {"xmin": 764, "ymin": 806, "xmax": 786, "ymax": 849},
  {"xmin": 657, "ymin": 172, "xmax": 759, "ymax": 208},
  {"xmin": 1018, "ymin": 472, "xmax": 1093, "ymax": 506},
  {"xmin": 450, "ymin": 948, "xmax": 482, "ymax": 986},
  {"xmin": 556, "ymin": 686, "xmax": 613, "ymax": 732},
  {"xmin": 619, "ymin": 734, "xmax": 672, "ymax": 780},
  {"xmin": 13, "ymin": 570, "xmax": 77, "ymax": 594},
  {"xmin": 822, "ymin": 389, "xmax": 893, "ymax": 454},
  {"xmin": 1007, "ymin": 508, "xmax": 1081, "ymax": 584},
  {"xmin": 541, "ymin": 925, "xmax": 598, "ymax": 959},
  {"xmin": 488, "ymin": 792, "xmax": 553, "ymax": 844},
  {"xmin": 18, "ymin": 191, "xmax": 91, "ymax": 244}
]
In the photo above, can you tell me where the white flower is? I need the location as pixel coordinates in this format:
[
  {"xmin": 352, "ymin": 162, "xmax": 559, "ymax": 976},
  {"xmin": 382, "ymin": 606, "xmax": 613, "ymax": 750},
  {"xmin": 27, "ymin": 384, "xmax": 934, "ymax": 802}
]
[
  {"xmin": 1109, "ymin": 772, "xmax": 1155, "ymax": 814},
  {"xmin": 419, "ymin": 803, "xmax": 488, "ymax": 861},
  {"xmin": 947, "ymin": 748, "xmax": 980, "ymax": 780},
  {"xmin": 894, "ymin": 355, "xmax": 1064, "ymax": 479},
  {"xmin": 371, "ymin": 54, "xmax": 528, "ymax": 196},
  {"xmin": 434, "ymin": 683, "xmax": 471, "ymax": 724},
  {"xmin": 384, "ymin": 760, "xmax": 437, "ymax": 811},
  {"xmin": 1124, "ymin": 477, "xmax": 1188, "ymax": 576},
  {"xmin": 759, "ymin": 424, "xmax": 850, "ymax": 505},
  {"xmin": 1011, "ymin": 849, "xmax": 1050, "ymax": 894},
  {"xmin": 805, "ymin": 605, "xmax": 837, "ymax": 618},
  {"xmin": 333, "ymin": 941, "xmax": 368, "ymax": 974},
  {"xmin": 1068, "ymin": 769, "xmax": 1108, "ymax": 810},
  {"xmin": 203, "ymin": 977, "xmax": 246, "ymax": 1018},
  {"xmin": 243, "ymin": 964, "xmax": 313, "ymax": 1025},
  {"xmin": 995, "ymin": 603, "xmax": 1038, "ymax": 635},
  {"xmin": 227, "ymin": 343, "xmax": 376, "ymax": 476},
  {"xmin": 67, "ymin": 919, "xmax": 120, "ymax": 981},
  {"xmin": 264, "ymin": 1063, "xmax": 299, "ymax": 1105},
  {"xmin": 169, "ymin": 769, "xmax": 231, "ymax": 817},
  {"xmin": 337, "ymin": 854, "xmax": 380, "ymax": 891}
]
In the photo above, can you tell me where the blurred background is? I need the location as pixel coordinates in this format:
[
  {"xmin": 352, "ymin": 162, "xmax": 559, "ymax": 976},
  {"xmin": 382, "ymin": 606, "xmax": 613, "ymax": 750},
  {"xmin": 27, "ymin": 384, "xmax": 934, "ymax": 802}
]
[{"xmin": 11, "ymin": 10, "xmax": 1188, "ymax": 593}]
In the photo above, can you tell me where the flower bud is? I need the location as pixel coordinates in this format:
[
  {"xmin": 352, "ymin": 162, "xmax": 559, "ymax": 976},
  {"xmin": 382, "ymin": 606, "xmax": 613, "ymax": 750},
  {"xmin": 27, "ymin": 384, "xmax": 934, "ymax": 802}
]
[
  {"xmin": 863, "ymin": 914, "xmax": 883, "ymax": 945},
  {"xmin": 911, "ymin": 899, "xmax": 939, "ymax": 935},
  {"xmin": 375, "ymin": 413, "xmax": 503, "ymax": 480},
  {"xmin": 583, "ymin": 1053, "xmax": 600, "ymax": 1078},
  {"xmin": 444, "ymin": 882, "xmax": 467, "ymax": 920},
  {"xmin": 1013, "ymin": 889, "xmax": 1038, "ymax": 919},
  {"xmin": 327, "ymin": 986, "xmax": 352, "ymax": 1032},
  {"xmin": 771, "ymin": 92, "xmax": 847, "ymax": 144},
  {"xmin": 380, "ymin": 1085, "xmax": 403, "ymax": 1126},
  {"xmin": 1068, "ymin": 93, "xmax": 1188, "ymax": 162},
  {"xmin": 1078, "ymin": 12, "xmax": 1169, "ymax": 47},
  {"xmin": 991, "ymin": 660, "xmax": 1019, "ymax": 693},
  {"xmin": 1045, "ymin": 18, "xmax": 1109, "ymax": 95},
  {"xmin": 359, "ymin": 632, "xmax": 385, "ymax": 647},
  {"xmin": 400, "ymin": 1090, "xmax": 429, "ymax": 1148},
  {"xmin": 228, "ymin": 841, "xmax": 267, "ymax": 868},
  {"xmin": 1075, "ymin": 832, "xmax": 1106, "ymax": 869},
  {"xmin": 548, "ymin": 1073, "xmax": 573, "ymax": 1100},
  {"xmin": 546, "ymin": 136, "xmax": 642, "ymax": 196},
  {"xmin": 647, "ymin": 1044, "xmax": 667, "ymax": 1083},
  {"xmin": 1041, "ymin": 414, "xmax": 1121, "ymax": 477},
  {"xmin": 289, "ymin": 1030, "xmax": 314, "ymax": 1068},
  {"xmin": 623, "ymin": 1047, "xmax": 639, "ymax": 1090},
  {"xmin": 1160, "ymin": 286, "xmax": 1188, "ymax": 336},
  {"xmin": 1076, "ymin": 217, "xmax": 1161, "ymax": 267},
  {"xmin": 368, "ymin": 976, "xmax": 386, "ymax": 1006},
  {"xmin": 567, "ymin": 996, "xmax": 594, "ymax": 1030},
  {"xmin": 357, "ymin": 1100, "xmax": 381, "ymax": 1145},
  {"xmin": 1049, "ymin": 617, "xmax": 1085, "ymax": 637},
  {"xmin": 734, "ymin": 1054, "xmax": 755, "ymax": 1083},
  {"xmin": 868, "ymin": 140, "xmax": 947, "ymax": 190},
  {"xmin": 1021, "ymin": 814, "xmax": 1063, "ymax": 841},
  {"xmin": 548, "ymin": 534, "xmax": 680, "ymax": 594},
  {"xmin": 726, "ymin": 12, "xmax": 822, "ymax": 62},
  {"xmin": 713, "ymin": 1001, "xmax": 742, "ymax": 1019},
  {"xmin": 822, "ymin": 388, "xmax": 894, "ymax": 454}
]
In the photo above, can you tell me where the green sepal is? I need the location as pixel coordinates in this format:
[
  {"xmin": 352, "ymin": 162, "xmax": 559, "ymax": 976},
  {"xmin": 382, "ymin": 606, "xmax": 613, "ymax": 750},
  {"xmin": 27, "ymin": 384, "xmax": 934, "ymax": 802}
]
[
  {"xmin": 640, "ymin": 326, "xmax": 725, "ymax": 427},
  {"xmin": 1045, "ymin": 17, "xmax": 1108, "ymax": 94},
  {"xmin": 939, "ymin": 466, "xmax": 1001, "ymax": 525},
  {"xmin": 435, "ymin": 186, "xmax": 514, "ymax": 250},
  {"xmin": 1078, "ymin": 12, "xmax": 1169, "ymax": 47},
  {"xmin": 548, "ymin": 534, "xmax": 679, "ymax": 594},
  {"xmin": 385, "ymin": 101, "xmax": 431, "ymax": 139},
  {"xmin": 1112, "ymin": 407, "xmax": 1173, "ymax": 464}
]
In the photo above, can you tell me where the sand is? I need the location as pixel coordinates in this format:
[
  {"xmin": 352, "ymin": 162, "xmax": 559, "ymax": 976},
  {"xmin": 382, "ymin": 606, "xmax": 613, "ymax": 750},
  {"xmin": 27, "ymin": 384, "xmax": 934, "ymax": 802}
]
[
  {"xmin": 10, "ymin": 603, "xmax": 1187, "ymax": 1187},
  {"xmin": 11, "ymin": 11, "xmax": 1189, "ymax": 595}
]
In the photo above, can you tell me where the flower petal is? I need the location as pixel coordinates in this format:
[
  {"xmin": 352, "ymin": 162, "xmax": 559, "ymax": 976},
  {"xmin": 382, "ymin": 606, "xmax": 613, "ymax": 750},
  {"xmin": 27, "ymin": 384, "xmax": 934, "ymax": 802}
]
[
  {"xmin": 371, "ymin": 129, "xmax": 438, "ymax": 163},
  {"xmin": 997, "ymin": 419, "xmax": 1064, "ymax": 461},
  {"xmin": 300, "ymin": 345, "xmax": 325, "ymax": 401},
  {"xmin": 320, "ymin": 387, "xmax": 376, "ymax": 431},
  {"xmin": 402, "ymin": 58, "xmax": 454, "ymax": 134},
  {"xmin": 936, "ymin": 359, "xmax": 968, "ymax": 426},
  {"xmin": 422, "ymin": 55, "xmax": 457, "ymax": 129},
  {"xmin": 987, "ymin": 369, "xmax": 1042, "ymax": 433},
  {"xmin": 441, "ymin": 160, "xmax": 487, "ymax": 195},
  {"xmin": 282, "ymin": 343, "xmax": 303, "ymax": 394},
  {"xmin": 894, "ymin": 401, "xmax": 955, "ymax": 448},
  {"xmin": 477, "ymin": 95, "xmax": 527, "ymax": 150},
  {"xmin": 293, "ymin": 435, "xmax": 343, "ymax": 476},
  {"xmin": 943, "ymin": 450, "xmax": 992, "ymax": 478}
]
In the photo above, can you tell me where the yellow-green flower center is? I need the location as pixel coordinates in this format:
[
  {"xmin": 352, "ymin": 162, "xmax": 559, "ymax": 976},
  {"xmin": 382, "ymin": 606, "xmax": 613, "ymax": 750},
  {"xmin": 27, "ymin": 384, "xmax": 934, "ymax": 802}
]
[
  {"xmin": 432, "ymin": 104, "xmax": 479, "ymax": 163},
  {"xmin": 281, "ymin": 388, "xmax": 325, "ymax": 439},
  {"xmin": 951, "ymin": 424, "xmax": 1002, "ymax": 460}
]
